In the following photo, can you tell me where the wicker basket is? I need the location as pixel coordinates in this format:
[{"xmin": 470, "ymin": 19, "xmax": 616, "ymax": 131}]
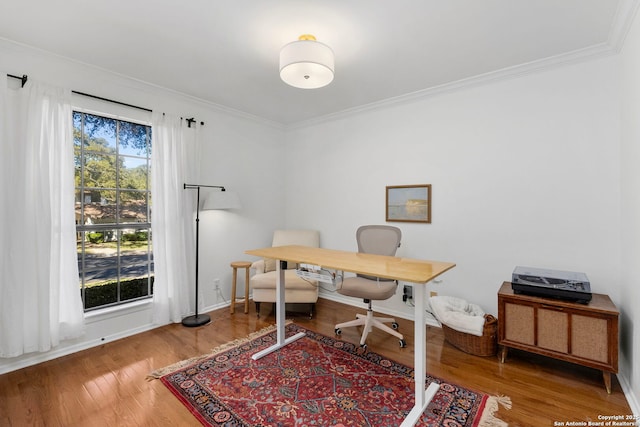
[{"xmin": 442, "ymin": 314, "xmax": 498, "ymax": 357}]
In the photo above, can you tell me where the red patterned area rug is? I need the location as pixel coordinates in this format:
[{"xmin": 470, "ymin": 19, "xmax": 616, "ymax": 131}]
[{"xmin": 150, "ymin": 323, "xmax": 510, "ymax": 427}]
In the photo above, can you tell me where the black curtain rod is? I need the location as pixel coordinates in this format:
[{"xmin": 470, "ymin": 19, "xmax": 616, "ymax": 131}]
[
  {"xmin": 6, "ymin": 81, "xmax": 204, "ymax": 125},
  {"xmin": 72, "ymin": 90, "xmax": 152, "ymax": 113},
  {"xmin": 7, "ymin": 73, "xmax": 28, "ymax": 88},
  {"xmin": 73, "ymin": 90, "xmax": 205, "ymax": 126}
]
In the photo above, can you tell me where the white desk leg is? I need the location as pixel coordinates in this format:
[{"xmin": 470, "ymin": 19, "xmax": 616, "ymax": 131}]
[
  {"xmin": 400, "ymin": 282, "xmax": 439, "ymax": 427},
  {"xmin": 252, "ymin": 260, "xmax": 305, "ymax": 360}
]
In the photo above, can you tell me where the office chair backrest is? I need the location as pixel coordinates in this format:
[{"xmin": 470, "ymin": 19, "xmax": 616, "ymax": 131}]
[
  {"xmin": 356, "ymin": 225, "xmax": 401, "ymax": 280},
  {"xmin": 356, "ymin": 225, "xmax": 401, "ymax": 256}
]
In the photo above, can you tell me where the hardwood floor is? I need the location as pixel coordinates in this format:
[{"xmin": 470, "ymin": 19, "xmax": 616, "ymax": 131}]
[{"xmin": 0, "ymin": 298, "xmax": 632, "ymax": 426}]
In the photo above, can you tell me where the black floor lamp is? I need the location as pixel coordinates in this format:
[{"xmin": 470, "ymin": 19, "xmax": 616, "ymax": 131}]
[{"xmin": 182, "ymin": 183, "xmax": 225, "ymax": 327}]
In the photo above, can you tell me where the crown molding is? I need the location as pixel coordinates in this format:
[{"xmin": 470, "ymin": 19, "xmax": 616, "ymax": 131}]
[
  {"xmin": 287, "ymin": 41, "xmax": 617, "ymax": 131},
  {"xmin": 286, "ymin": 1, "xmax": 640, "ymax": 130},
  {"xmin": 607, "ymin": 0, "xmax": 640, "ymax": 53}
]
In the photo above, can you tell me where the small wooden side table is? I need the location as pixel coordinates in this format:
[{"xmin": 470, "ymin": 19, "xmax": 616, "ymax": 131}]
[{"xmin": 230, "ymin": 261, "xmax": 251, "ymax": 314}]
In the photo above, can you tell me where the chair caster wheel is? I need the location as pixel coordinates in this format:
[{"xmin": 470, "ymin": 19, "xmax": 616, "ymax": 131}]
[
  {"xmin": 392, "ymin": 322, "xmax": 399, "ymax": 330},
  {"xmin": 399, "ymin": 339, "xmax": 407, "ymax": 348},
  {"xmin": 335, "ymin": 328, "xmax": 342, "ymax": 335},
  {"xmin": 360, "ymin": 343, "xmax": 367, "ymax": 350}
]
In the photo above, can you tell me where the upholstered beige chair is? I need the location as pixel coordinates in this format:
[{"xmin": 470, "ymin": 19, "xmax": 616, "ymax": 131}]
[
  {"xmin": 250, "ymin": 229, "xmax": 320, "ymax": 318},
  {"xmin": 334, "ymin": 225, "xmax": 405, "ymax": 348}
]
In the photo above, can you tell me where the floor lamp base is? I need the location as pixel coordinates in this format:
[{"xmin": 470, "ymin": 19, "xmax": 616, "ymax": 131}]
[{"xmin": 181, "ymin": 314, "xmax": 211, "ymax": 327}]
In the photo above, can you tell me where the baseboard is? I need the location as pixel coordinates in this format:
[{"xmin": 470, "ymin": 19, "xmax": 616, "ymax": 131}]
[
  {"xmin": 0, "ymin": 323, "xmax": 158, "ymax": 375},
  {"xmin": 201, "ymin": 301, "xmax": 230, "ymax": 314},
  {"xmin": 617, "ymin": 353, "xmax": 640, "ymax": 418},
  {"xmin": 0, "ymin": 300, "xmax": 231, "ymax": 376},
  {"xmin": 618, "ymin": 374, "xmax": 640, "ymax": 418}
]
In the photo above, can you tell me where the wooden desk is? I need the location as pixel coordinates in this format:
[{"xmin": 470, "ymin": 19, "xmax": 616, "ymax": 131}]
[{"xmin": 245, "ymin": 245, "xmax": 455, "ymax": 427}]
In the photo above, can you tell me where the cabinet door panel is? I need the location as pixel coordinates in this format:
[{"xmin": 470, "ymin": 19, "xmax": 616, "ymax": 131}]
[
  {"xmin": 505, "ymin": 303, "xmax": 534, "ymax": 345},
  {"xmin": 572, "ymin": 315, "xmax": 608, "ymax": 363},
  {"xmin": 537, "ymin": 308, "xmax": 568, "ymax": 353}
]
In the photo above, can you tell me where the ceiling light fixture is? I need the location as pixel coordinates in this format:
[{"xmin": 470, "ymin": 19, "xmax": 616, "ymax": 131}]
[{"xmin": 279, "ymin": 34, "xmax": 334, "ymax": 89}]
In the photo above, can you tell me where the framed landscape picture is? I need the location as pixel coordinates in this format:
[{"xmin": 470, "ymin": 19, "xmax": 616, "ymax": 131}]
[{"xmin": 386, "ymin": 184, "xmax": 431, "ymax": 223}]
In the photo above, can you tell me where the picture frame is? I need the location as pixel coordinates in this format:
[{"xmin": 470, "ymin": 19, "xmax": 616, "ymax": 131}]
[{"xmin": 386, "ymin": 184, "xmax": 432, "ymax": 223}]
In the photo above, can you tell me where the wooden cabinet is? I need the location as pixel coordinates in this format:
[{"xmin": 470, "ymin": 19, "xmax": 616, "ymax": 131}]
[{"xmin": 497, "ymin": 282, "xmax": 618, "ymax": 393}]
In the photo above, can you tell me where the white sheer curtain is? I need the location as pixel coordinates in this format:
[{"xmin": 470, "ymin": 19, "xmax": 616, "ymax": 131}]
[
  {"xmin": 0, "ymin": 77, "xmax": 85, "ymax": 358},
  {"xmin": 150, "ymin": 112, "xmax": 201, "ymax": 324}
]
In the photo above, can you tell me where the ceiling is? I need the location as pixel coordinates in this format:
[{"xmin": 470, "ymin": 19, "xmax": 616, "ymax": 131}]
[{"xmin": 0, "ymin": 0, "xmax": 632, "ymax": 126}]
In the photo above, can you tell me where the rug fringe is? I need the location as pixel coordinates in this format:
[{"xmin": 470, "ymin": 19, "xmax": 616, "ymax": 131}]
[
  {"xmin": 146, "ymin": 321, "xmax": 291, "ymax": 380},
  {"xmin": 477, "ymin": 394, "xmax": 512, "ymax": 427}
]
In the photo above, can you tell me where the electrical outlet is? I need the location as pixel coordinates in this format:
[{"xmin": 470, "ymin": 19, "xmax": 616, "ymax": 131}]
[
  {"xmin": 213, "ymin": 278, "xmax": 225, "ymax": 303},
  {"xmin": 403, "ymin": 285, "xmax": 413, "ymax": 302},
  {"xmin": 430, "ymin": 291, "xmax": 438, "ymax": 298}
]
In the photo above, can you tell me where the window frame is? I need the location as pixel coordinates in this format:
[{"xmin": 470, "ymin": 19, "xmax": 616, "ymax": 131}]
[{"xmin": 72, "ymin": 104, "xmax": 153, "ymax": 312}]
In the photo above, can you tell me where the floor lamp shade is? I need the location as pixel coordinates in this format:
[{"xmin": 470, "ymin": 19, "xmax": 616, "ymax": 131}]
[{"xmin": 203, "ymin": 190, "xmax": 241, "ymax": 210}]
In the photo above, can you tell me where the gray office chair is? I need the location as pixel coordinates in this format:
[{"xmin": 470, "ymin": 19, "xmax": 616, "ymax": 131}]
[{"xmin": 334, "ymin": 225, "xmax": 406, "ymax": 348}]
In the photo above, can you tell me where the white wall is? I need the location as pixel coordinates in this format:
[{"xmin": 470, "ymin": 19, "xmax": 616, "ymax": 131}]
[
  {"xmin": 619, "ymin": 3, "xmax": 640, "ymax": 415},
  {"xmin": 198, "ymin": 112, "xmax": 288, "ymax": 306},
  {"xmin": 286, "ymin": 56, "xmax": 621, "ymax": 320},
  {"xmin": 0, "ymin": 38, "xmax": 286, "ymax": 373}
]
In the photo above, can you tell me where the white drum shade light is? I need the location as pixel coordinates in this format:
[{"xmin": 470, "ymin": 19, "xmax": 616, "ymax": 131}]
[{"xmin": 280, "ymin": 34, "xmax": 334, "ymax": 89}]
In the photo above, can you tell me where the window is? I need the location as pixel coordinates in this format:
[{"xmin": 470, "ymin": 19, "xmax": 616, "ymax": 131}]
[{"xmin": 74, "ymin": 111, "xmax": 153, "ymax": 311}]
